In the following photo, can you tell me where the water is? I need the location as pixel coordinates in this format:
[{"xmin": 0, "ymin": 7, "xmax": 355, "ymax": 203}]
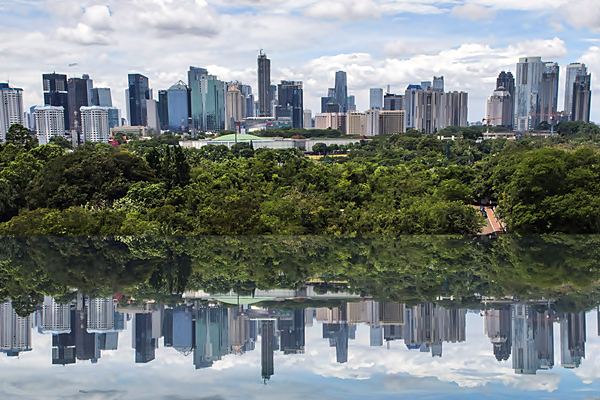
[{"xmin": 0, "ymin": 236, "xmax": 599, "ymax": 399}]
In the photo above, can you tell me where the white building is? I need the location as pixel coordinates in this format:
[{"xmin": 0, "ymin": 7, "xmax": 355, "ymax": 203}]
[
  {"xmin": 86, "ymin": 297, "xmax": 115, "ymax": 333},
  {"xmin": 487, "ymin": 89, "xmax": 513, "ymax": 127},
  {"xmin": 0, "ymin": 301, "xmax": 32, "ymax": 356},
  {"xmin": 0, "ymin": 83, "xmax": 24, "ymax": 142},
  {"xmin": 34, "ymin": 106, "xmax": 65, "ymax": 145},
  {"xmin": 225, "ymin": 83, "xmax": 244, "ymax": 131},
  {"xmin": 40, "ymin": 296, "xmax": 71, "ymax": 333},
  {"xmin": 303, "ymin": 109, "xmax": 313, "ymax": 128},
  {"xmin": 81, "ymin": 106, "xmax": 110, "ymax": 143},
  {"xmin": 314, "ymin": 113, "xmax": 345, "ymax": 131},
  {"xmin": 146, "ymin": 99, "xmax": 161, "ymax": 132},
  {"xmin": 365, "ymin": 109, "xmax": 381, "ymax": 136},
  {"xmin": 442, "ymin": 91, "xmax": 469, "ymax": 128}
]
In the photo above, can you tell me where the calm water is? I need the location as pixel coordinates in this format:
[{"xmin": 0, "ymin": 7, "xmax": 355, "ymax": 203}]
[{"xmin": 1, "ymin": 236, "xmax": 600, "ymax": 399}]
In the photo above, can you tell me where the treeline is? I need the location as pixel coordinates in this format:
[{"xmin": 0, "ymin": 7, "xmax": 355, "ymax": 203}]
[{"xmin": 0, "ymin": 122, "xmax": 599, "ymax": 235}]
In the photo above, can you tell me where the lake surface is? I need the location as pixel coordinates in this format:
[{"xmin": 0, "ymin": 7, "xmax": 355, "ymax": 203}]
[{"xmin": 1, "ymin": 236, "xmax": 599, "ymax": 399}]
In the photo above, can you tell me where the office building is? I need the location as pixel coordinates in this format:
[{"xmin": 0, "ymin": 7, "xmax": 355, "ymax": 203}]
[
  {"xmin": 303, "ymin": 109, "xmax": 313, "ymax": 128},
  {"xmin": 421, "ymin": 81, "xmax": 432, "ymax": 91},
  {"xmin": 487, "ymin": 89, "xmax": 513, "ymax": 127},
  {"xmin": 146, "ymin": 99, "xmax": 161, "ymax": 132},
  {"xmin": 225, "ymin": 83, "xmax": 244, "ymax": 131},
  {"xmin": 404, "ymin": 84, "xmax": 422, "ymax": 129},
  {"xmin": 0, "ymin": 82, "xmax": 24, "ymax": 142},
  {"xmin": 91, "ymin": 88, "xmax": 112, "ymax": 107},
  {"xmin": 82, "ymin": 74, "xmax": 94, "ymax": 105},
  {"xmin": 564, "ymin": 63, "xmax": 588, "ymax": 119},
  {"xmin": 484, "ymin": 307, "xmax": 512, "ymax": 361},
  {"xmin": 189, "ymin": 66, "xmax": 208, "ymax": 130},
  {"xmin": 495, "ymin": 71, "xmax": 515, "ymax": 128},
  {"xmin": 365, "ymin": 109, "xmax": 380, "ymax": 136},
  {"xmin": 128, "ymin": 73, "xmax": 150, "ymax": 127},
  {"xmin": 240, "ymin": 84, "xmax": 254, "ymax": 118},
  {"xmin": 172, "ymin": 306, "xmax": 194, "ymax": 354},
  {"xmin": 443, "ymin": 91, "xmax": 469, "ymax": 128},
  {"xmin": 0, "ymin": 301, "xmax": 32, "ymax": 357},
  {"xmin": 572, "ymin": 73, "xmax": 592, "ymax": 122},
  {"xmin": 433, "ymin": 76, "xmax": 444, "ymax": 92},
  {"xmin": 188, "ymin": 67, "xmax": 225, "ymax": 132},
  {"xmin": 315, "ymin": 113, "xmax": 346, "ymax": 132},
  {"xmin": 43, "ymin": 73, "xmax": 70, "ymax": 129},
  {"xmin": 80, "ymin": 106, "xmax": 110, "ymax": 143},
  {"xmin": 167, "ymin": 81, "xmax": 190, "ymax": 132},
  {"xmin": 261, "ymin": 320, "xmax": 275, "ymax": 382},
  {"xmin": 379, "ymin": 110, "xmax": 406, "ymax": 135},
  {"xmin": 347, "ymin": 95, "xmax": 356, "ymax": 112},
  {"xmin": 334, "ymin": 71, "xmax": 348, "ymax": 113},
  {"xmin": 321, "ymin": 96, "xmax": 339, "ymax": 113},
  {"xmin": 275, "ymin": 80, "xmax": 303, "ymax": 128},
  {"xmin": 258, "ymin": 51, "xmax": 272, "ymax": 117},
  {"xmin": 515, "ymin": 57, "xmax": 546, "ymax": 131},
  {"xmin": 194, "ymin": 306, "xmax": 229, "ymax": 369},
  {"xmin": 86, "ymin": 298, "xmax": 114, "ymax": 332},
  {"xmin": 40, "ymin": 296, "xmax": 71, "ymax": 334},
  {"xmin": 346, "ymin": 112, "xmax": 366, "ymax": 135},
  {"xmin": 158, "ymin": 90, "xmax": 169, "ymax": 131},
  {"xmin": 34, "ymin": 106, "xmax": 65, "ymax": 145},
  {"xmin": 67, "ymin": 77, "xmax": 90, "ymax": 135},
  {"xmin": 561, "ymin": 312, "xmax": 586, "ymax": 369},
  {"xmin": 370, "ymin": 88, "xmax": 384, "ymax": 110},
  {"xmin": 384, "ymin": 93, "xmax": 403, "ymax": 111},
  {"xmin": 539, "ymin": 62, "xmax": 560, "ymax": 125},
  {"xmin": 133, "ymin": 313, "xmax": 156, "ymax": 363}
]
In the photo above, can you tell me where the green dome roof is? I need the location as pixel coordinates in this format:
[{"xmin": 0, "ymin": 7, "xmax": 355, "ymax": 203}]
[{"xmin": 211, "ymin": 133, "xmax": 268, "ymax": 142}]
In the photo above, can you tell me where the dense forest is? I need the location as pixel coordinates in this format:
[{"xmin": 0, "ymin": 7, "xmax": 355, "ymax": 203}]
[{"xmin": 0, "ymin": 122, "xmax": 599, "ymax": 235}]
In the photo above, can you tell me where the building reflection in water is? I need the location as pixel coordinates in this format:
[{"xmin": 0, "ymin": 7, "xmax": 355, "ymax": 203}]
[{"xmin": 0, "ymin": 294, "xmax": 597, "ymax": 382}]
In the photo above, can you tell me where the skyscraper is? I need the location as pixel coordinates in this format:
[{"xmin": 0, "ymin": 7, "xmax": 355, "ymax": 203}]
[
  {"xmin": 90, "ymin": 88, "xmax": 112, "ymax": 107},
  {"xmin": 443, "ymin": 91, "xmax": 469, "ymax": 128},
  {"xmin": 384, "ymin": 93, "xmax": 403, "ymax": 111},
  {"xmin": 564, "ymin": 63, "xmax": 588, "ymax": 119},
  {"xmin": 167, "ymin": 81, "xmax": 190, "ymax": 132},
  {"xmin": 495, "ymin": 71, "xmax": 515, "ymax": 128},
  {"xmin": 80, "ymin": 106, "xmax": 110, "ymax": 143},
  {"xmin": 188, "ymin": 66, "xmax": 208, "ymax": 131},
  {"xmin": 258, "ymin": 51, "xmax": 272, "ymax": 117},
  {"xmin": 188, "ymin": 67, "xmax": 225, "ymax": 132},
  {"xmin": 404, "ymin": 84, "xmax": 422, "ymax": 129},
  {"xmin": 487, "ymin": 89, "xmax": 513, "ymax": 127},
  {"xmin": 146, "ymin": 99, "xmax": 161, "ymax": 132},
  {"xmin": 67, "ymin": 77, "xmax": 90, "ymax": 136},
  {"xmin": 334, "ymin": 71, "xmax": 348, "ymax": 112},
  {"xmin": 128, "ymin": 73, "xmax": 150, "ymax": 127},
  {"xmin": 0, "ymin": 82, "xmax": 24, "ymax": 142},
  {"xmin": 225, "ymin": 83, "xmax": 244, "ymax": 131},
  {"xmin": 275, "ymin": 80, "xmax": 304, "ymax": 128},
  {"xmin": 133, "ymin": 313, "xmax": 156, "ymax": 363},
  {"xmin": 560, "ymin": 312, "xmax": 586, "ymax": 369},
  {"xmin": 370, "ymin": 88, "xmax": 384, "ymax": 110},
  {"xmin": 572, "ymin": 73, "xmax": 592, "ymax": 122},
  {"xmin": 515, "ymin": 57, "xmax": 545, "ymax": 131},
  {"xmin": 0, "ymin": 301, "xmax": 32, "ymax": 357},
  {"xmin": 34, "ymin": 106, "xmax": 65, "ymax": 145},
  {"xmin": 261, "ymin": 320, "xmax": 275, "ymax": 382},
  {"xmin": 379, "ymin": 110, "xmax": 406, "ymax": 134},
  {"xmin": 43, "ymin": 73, "xmax": 70, "ymax": 129},
  {"xmin": 433, "ymin": 76, "xmax": 444, "ymax": 92},
  {"xmin": 539, "ymin": 62, "xmax": 560, "ymax": 125},
  {"xmin": 158, "ymin": 90, "xmax": 169, "ymax": 131},
  {"xmin": 240, "ymin": 84, "xmax": 254, "ymax": 118}
]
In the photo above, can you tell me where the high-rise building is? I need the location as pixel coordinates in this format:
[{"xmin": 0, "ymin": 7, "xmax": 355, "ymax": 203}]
[
  {"xmin": 370, "ymin": 88, "xmax": 384, "ymax": 110},
  {"xmin": 404, "ymin": 84, "xmax": 422, "ymax": 129},
  {"xmin": 346, "ymin": 112, "xmax": 366, "ymax": 135},
  {"xmin": 0, "ymin": 301, "xmax": 32, "ymax": 357},
  {"xmin": 258, "ymin": 51, "xmax": 272, "ymax": 117},
  {"xmin": 334, "ymin": 71, "xmax": 348, "ymax": 113},
  {"xmin": 564, "ymin": 63, "xmax": 588, "ymax": 119},
  {"xmin": 303, "ymin": 109, "xmax": 313, "ymax": 128},
  {"xmin": 86, "ymin": 298, "xmax": 115, "ymax": 332},
  {"xmin": 421, "ymin": 81, "xmax": 432, "ymax": 91},
  {"xmin": 82, "ymin": 74, "xmax": 94, "ymax": 106},
  {"xmin": 90, "ymin": 88, "xmax": 112, "ymax": 107},
  {"xmin": 379, "ymin": 110, "xmax": 406, "ymax": 135},
  {"xmin": 384, "ymin": 93, "xmax": 403, "ymax": 111},
  {"xmin": 515, "ymin": 57, "xmax": 546, "ymax": 131},
  {"xmin": 261, "ymin": 320, "xmax": 275, "ymax": 382},
  {"xmin": 0, "ymin": 82, "xmax": 24, "ymax": 141},
  {"xmin": 146, "ymin": 99, "xmax": 161, "ymax": 132},
  {"xmin": 314, "ymin": 113, "xmax": 346, "ymax": 132},
  {"xmin": 133, "ymin": 313, "xmax": 156, "ymax": 363},
  {"xmin": 484, "ymin": 307, "xmax": 512, "ymax": 362},
  {"xmin": 433, "ymin": 76, "xmax": 444, "ymax": 92},
  {"xmin": 158, "ymin": 90, "xmax": 169, "ymax": 131},
  {"xmin": 487, "ymin": 89, "xmax": 513, "ymax": 127},
  {"xmin": 188, "ymin": 66, "xmax": 208, "ymax": 131},
  {"xmin": 365, "ymin": 109, "xmax": 380, "ymax": 136},
  {"xmin": 321, "ymin": 96, "xmax": 338, "ymax": 113},
  {"xmin": 560, "ymin": 312, "xmax": 586, "ymax": 369},
  {"xmin": 572, "ymin": 73, "xmax": 592, "ymax": 122},
  {"xmin": 128, "ymin": 73, "xmax": 150, "ymax": 127},
  {"xmin": 414, "ymin": 89, "xmax": 444, "ymax": 134},
  {"xmin": 167, "ymin": 81, "xmax": 190, "ymax": 132},
  {"xmin": 225, "ymin": 83, "xmax": 244, "ymax": 131},
  {"xmin": 80, "ymin": 106, "xmax": 110, "ymax": 143},
  {"xmin": 67, "ymin": 77, "xmax": 90, "ymax": 136},
  {"xmin": 34, "ymin": 106, "xmax": 65, "ymax": 145},
  {"xmin": 347, "ymin": 95, "xmax": 356, "ymax": 112},
  {"xmin": 187, "ymin": 67, "xmax": 225, "ymax": 132},
  {"xmin": 40, "ymin": 296, "xmax": 71, "ymax": 334},
  {"xmin": 443, "ymin": 91, "xmax": 469, "ymax": 128},
  {"xmin": 172, "ymin": 306, "xmax": 194, "ymax": 354},
  {"xmin": 240, "ymin": 84, "xmax": 254, "ymax": 118},
  {"xmin": 495, "ymin": 71, "xmax": 515, "ymax": 128},
  {"xmin": 43, "ymin": 73, "xmax": 70, "ymax": 129},
  {"xmin": 275, "ymin": 80, "xmax": 304, "ymax": 128},
  {"xmin": 539, "ymin": 62, "xmax": 560, "ymax": 125}
]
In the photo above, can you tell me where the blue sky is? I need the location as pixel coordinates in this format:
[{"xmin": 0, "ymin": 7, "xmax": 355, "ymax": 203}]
[{"xmin": 1, "ymin": 0, "xmax": 599, "ymax": 121}]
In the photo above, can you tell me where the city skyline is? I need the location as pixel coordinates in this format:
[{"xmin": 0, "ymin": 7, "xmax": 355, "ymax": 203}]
[{"xmin": 1, "ymin": 1, "xmax": 600, "ymax": 123}]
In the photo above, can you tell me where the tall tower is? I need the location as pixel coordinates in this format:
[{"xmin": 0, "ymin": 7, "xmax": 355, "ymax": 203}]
[
  {"xmin": 275, "ymin": 80, "xmax": 304, "ymax": 128},
  {"xmin": 258, "ymin": 51, "xmax": 272, "ymax": 117},
  {"xmin": 572, "ymin": 73, "xmax": 592, "ymax": 122},
  {"xmin": 495, "ymin": 71, "xmax": 515, "ymax": 128},
  {"xmin": 67, "ymin": 76, "xmax": 90, "ymax": 137},
  {"xmin": 43, "ymin": 73, "xmax": 70, "ymax": 129},
  {"xmin": 127, "ymin": 73, "xmax": 150, "ymax": 127},
  {"xmin": 334, "ymin": 71, "xmax": 348, "ymax": 113},
  {"xmin": 514, "ymin": 57, "xmax": 545, "ymax": 131},
  {"xmin": 539, "ymin": 62, "xmax": 560, "ymax": 125},
  {"xmin": 564, "ymin": 63, "xmax": 588, "ymax": 119},
  {"xmin": 0, "ymin": 83, "xmax": 24, "ymax": 142}
]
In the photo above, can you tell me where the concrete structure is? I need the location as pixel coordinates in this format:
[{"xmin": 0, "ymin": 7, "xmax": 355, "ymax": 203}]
[
  {"xmin": 346, "ymin": 112, "xmax": 366, "ymax": 135},
  {"xmin": 379, "ymin": 110, "xmax": 405, "ymax": 135},
  {"xmin": 572, "ymin": 73, "xmax": 592, "ymax": 122},
  {"xmin": 564, "ymin": 63, "xmax": 588, "ymax": 120},
  {"xmin": 0, "ymin": 301, "xmax": 32, "ymax": 357},
  {"xmin": 86, "ymin": 298, "xmax": 115, "ymax": 333},
  {"xmin": 433, "ymin": 76, "xmax": 444, "ymax": 91},
  {"xmin": 487, "ymin": 89, "xmax": 513, "ymax": 127},
  {"xmin": 258, "ymin": 51, "xmax": 272, "ymax": 117},
  {"xmin": 415, "ymin": 89, "xmax": 444, "ymax": 134},
  {"xmin": 539, "ymin": 62, "xmax": 560, "ymax": 126},
  {"xmin": 314, "ymin": 112, "xmax": 346, "ymax": 132},
  {"xmin": 225, "ymin": 83, "xmax": 244, "ymax": 131},
  {"xmin": 370, "ymin": 88, "xmax": 384, "ymax": 110},
  {"xmin": 34, "ymin": 105, "xmax": 65, "ymax": 144},
  {"xmin": 495, "ymin": 72, "xmax": 515, "ymax": 128},
  {"xmin": 275, "ymin": 81, "xmax": 303, "ymax": 128},
  {"xmin": 365, "ymin": 109, "xmax": 380, "ymax": 136},
  {"xmin": 515, "ymin": 57, "xmax": 546, "ymax": 131},
  {"xmin": 443, "ymin": 91, "xmax": 469, "ymax": 128},
  {"xmin": 146, "ymin": 99, "xmax": 161, "ymax": 132},
  {"xmin": 40, "ymin": 296, "xmax": 71, "ymax": 334},
  {"xmin": 303, "ymin": 109, "xmax": 313, "ymax": 128},
  {"xmin": 81, "ymin": 106, "xmax": 110, "ymax": 143},
  {"xmin": 128, "ymin": 73, "xmax": 150, "ymax": 127},
  {"xmin": 43, "ymin": 73, "xmax": 69, "ymax": 129},
  {"xmin": 0, "ymin": 82, "xmax": 24, "ymax": 142}
]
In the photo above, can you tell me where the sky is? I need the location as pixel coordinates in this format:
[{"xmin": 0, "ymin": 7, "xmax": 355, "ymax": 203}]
[
  {"xmin": 0, "ymin": 311, "xmax": 599, "ymax": 399},
  {"xmin": 1, "ymin": 0, "xmax": 600, "ymax": 122}
]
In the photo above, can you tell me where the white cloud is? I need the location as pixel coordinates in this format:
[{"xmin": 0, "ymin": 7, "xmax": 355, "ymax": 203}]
[
  {"xmin": 56, "ymin": 23, "xmax": 111, "ymax": 46},
  {"xmin": 451, "ymin": 4, "xmax": 495, "ymax": 21}
]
